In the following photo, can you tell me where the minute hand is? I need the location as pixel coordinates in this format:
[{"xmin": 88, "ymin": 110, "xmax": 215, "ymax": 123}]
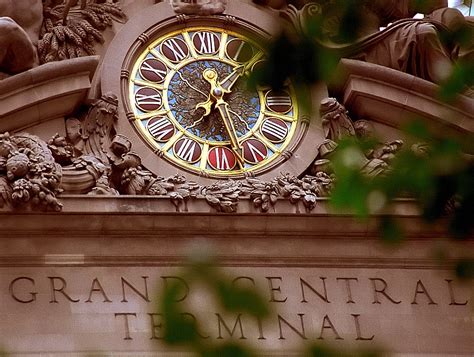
[{"xmin": 215, "ymin": 99, "xmax": 243, "ymax": 162}]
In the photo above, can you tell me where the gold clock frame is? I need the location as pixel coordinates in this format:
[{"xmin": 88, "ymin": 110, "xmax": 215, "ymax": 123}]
[
  {"xmin": 127, "ymin": 26, "xmax": 300, "ymax": 177},
  {"xmin": 101, "ymin": 1, "xmax": 326, "ymax": 184}
]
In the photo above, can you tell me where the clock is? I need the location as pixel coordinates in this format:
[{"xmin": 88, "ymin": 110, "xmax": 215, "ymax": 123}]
[{"xmin": 102, "ymin": 2, "xmax": 324, "ymax": 181}]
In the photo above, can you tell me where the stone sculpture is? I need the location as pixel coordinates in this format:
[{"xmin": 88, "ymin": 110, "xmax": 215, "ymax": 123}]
[
  {"xmin": 311, "ymin": 98, "xmax": 405, "ymax": 179},
  {"xmin": 0, "ymin": 0, "xmax": 43, "ymax": 76},
  {"xmin": 282, "ymin": 0, "xmax": 472, "ymax": 86},
  {"xmin": 39, "ymin": 0, "xmax": 126, "ymax": 63},
  {"xmin": 169, "ymin": 0, "xmax": 227, "ymax": 15},
  {"xmin": 347, "ymin": 0, "xmax": 465, "ymax": 84}
]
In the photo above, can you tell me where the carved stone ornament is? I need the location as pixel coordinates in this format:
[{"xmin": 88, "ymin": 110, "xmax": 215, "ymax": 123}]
[
  {"xmin": 309, "ymin": 97, "xmax": 405, "ymax": 179},
  {"xmin": 169, "ymin": 0, "xmax": 227, "ymax": 16},
  {"xmin": 278, "ymin": 1, "xmax": 473, "ymax": 92},
  {"xmin": 39, "ymin": 0, "xmax": 127, "ymax": 64},
  {"xmin": 0, "ymin": 132, "xmax": 63, "ymax": 211},
  {"xmin": 0, "ymin": 0, "xmax": 126, "ymax": 76},
  {"xmin": 0, "ymin": 91, "xmax": 416, "ymax": 213}
]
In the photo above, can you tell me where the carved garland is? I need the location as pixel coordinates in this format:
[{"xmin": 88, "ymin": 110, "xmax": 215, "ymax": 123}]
[{"xmin": 1, "ymin": 90, "xmax": 412, "ymax": 213}]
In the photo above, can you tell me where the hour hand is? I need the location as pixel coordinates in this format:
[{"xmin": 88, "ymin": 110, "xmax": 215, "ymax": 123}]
[
  {"xmin": 195, "ymin": 97, "xmax": 213, "ymax": 117},
  {"xmin": 219, "ymin": 51, "xmax": 264, "ymax": 92},
  {"xmin": 219, "ymin": 65, "xmax": 245, "ymax": 93}
]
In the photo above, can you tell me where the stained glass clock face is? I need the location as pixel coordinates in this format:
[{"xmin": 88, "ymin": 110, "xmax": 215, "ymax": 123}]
[{"xmin": 128, "ymin": 26, "xmax": 299, "ymax": 177}]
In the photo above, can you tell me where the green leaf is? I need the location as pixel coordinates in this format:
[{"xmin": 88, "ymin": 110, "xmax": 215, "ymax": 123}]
[{"xmin": 455, "ymin": 259, "xmax": 474, "ymax": 279}]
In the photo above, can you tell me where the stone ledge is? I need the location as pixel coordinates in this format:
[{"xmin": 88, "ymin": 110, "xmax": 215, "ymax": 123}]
[
  {"xmin": 0, "ymin": 56, "xmax": 100, "ymax": 132},
  {"xmin": 330, "ymin": 59, "xmax": 474, "ymax": 145},
  {"xmin": 0, "ymin": 195, "xmax": 453, "ymax": 239}
]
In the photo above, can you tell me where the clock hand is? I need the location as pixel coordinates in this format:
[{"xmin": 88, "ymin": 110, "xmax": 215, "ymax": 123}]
[
  {"xmin": 201, "ymin": 68, "xmax": 243, "ymax": 163},
  {"xmin": 215, "ymin": 100, "xmax": 244, "ymax": 163},
  {"xmin": 218, "ymin": 51, "xmax": 264, "ymax": 93}
]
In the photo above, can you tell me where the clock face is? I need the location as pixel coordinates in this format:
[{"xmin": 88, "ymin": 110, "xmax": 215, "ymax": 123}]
[{"xmin": 127, "ymin": 25, "xmax": 300, "ymax": 177}]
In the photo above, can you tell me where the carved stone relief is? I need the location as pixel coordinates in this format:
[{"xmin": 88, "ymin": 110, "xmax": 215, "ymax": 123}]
[
  {"xmin": 0, "ymin": 132, "xmax": 63, "ymax": 211},
  {"xmin": 309, "ymin": 97, "xmax": 405, "ymax": 179},
  {"xmin": 0, "ymin": 91, "xmax": 413, "ymax": 213},
  {"xmin": 39, "ymin": 0, "xmax": 126, "ymax": 63},
  {"xmin": 0, "ymin": 0, "xmax": 126, "ymax": 78}
]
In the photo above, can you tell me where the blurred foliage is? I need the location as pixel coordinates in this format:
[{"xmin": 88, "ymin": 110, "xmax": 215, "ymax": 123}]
[
  {"xmin": 158, "ymin": 257, "xmax": 270, "ymax": 355},
  {"xmin": 249, "ymin": 0, "xmax": 474, "ymax": 278},
  {"xmin": 157, "ymin": 258, "xmax": 386, "ymax": 357},
  {"xmin": 159, "ymin": 0, "xmax": 473, "ymax": 355},
  {"xmin": 328, "ymin": 121, "xmax": 474, "ymax": 256}
]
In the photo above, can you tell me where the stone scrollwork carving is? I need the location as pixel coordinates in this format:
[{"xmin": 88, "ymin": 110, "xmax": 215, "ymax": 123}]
[
  {"xmin": 0, "ymin": 132, "xmax": 63, "ymax": 211},
  {"xmin": 279, "ymin": 3, "xmax": 323, "ymax": 34}
]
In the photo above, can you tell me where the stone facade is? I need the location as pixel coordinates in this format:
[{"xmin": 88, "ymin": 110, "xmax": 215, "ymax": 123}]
[{"xmin": 0, "ymin": 1, "xmax": 473, "ymax": 356}]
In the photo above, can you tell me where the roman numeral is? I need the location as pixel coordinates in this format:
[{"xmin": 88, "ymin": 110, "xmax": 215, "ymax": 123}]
[
  {"xmin": 147, "ymin": 117, "xmax": 174, "ymax": 141},
  {"xmin": 267, "ymin": 96, "xmax": 292, "ymax": 107},
  {"xmin": 209, "ymin": 147, "xmax": 236, "ymax": 171},
  {"xmin": 195, "ymin": 32, "xmax": 219, "ymax": 54},
  {"xmin": 136, "ymin": 93, "xmax": 162, "ymax": 106},
  {"xmin": 215, "ymin": 148, "xmax": 230, "ymax": 170},
  {"xmin": 261, "ymin": 119, "xmax": 288, "ymax": 142},
  {"xmin": 162, "ymin": 38, "xmax": 188, "ymax": 62},
  {"xmin": 243, "ymin": 139, "xmax": 267, "ymax": 164},
  {"xmin": 141, "ymin": 60, "xmax": 167, "ymax": 82},
  {"xmin": 175, "ymin": 138, "xmax": 200, "ymax": 162}
]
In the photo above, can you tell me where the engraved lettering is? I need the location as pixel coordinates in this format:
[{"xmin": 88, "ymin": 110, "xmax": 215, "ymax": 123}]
[
  {"xmin": 149, "ymin": 313, "xmax": 164, "ymax": 339},
  {"xmin": 369, "ymin": 278, "xmax": 401, "ymax": 304},
  {"xmin": 411, "ymin": 280, "xmax": 437, "ymax": 305},
  {"xmin": 337, "ymin": 277, "xmax": 358, "ymax": 304},
  {"xmin": 266, "ymin": 277, "xmax": 287, "ymax": 303},
  {"xmin": 9, "ymin": 277, "xmax": 37, "ymax": 304},
  {"xmin": 161, "ymin": 276, "xmax": 189, "ymax": 302},
  {"xmin": 232, "ymin": 276, "xmax": 256, "ymax": 286},
  {"xmin": 256, "ymin": 316, "xmax": 266, "ymax": 340},
  {"xmin": 121, "ymin": 276, "xmax": 150, "ymax": 303},
  {"xmin": 318, "ymin": 315, "xmax": 343, "ymax": 340},
  {"xmin": 352, "ymin": 314, "xmax": 375, "ymax": 340},
  {"xmin": 115, "ymin": 312, "xmax": 137, "ymax": 340},
  {"xmin": 85, "ymin": 277, "xmax": 112, "ymax": 303},
  {"xmin": 182, "ymin": 313, "xmax": 210, "ymax": 339},
  {"xmin": 277, "ymin": 314, "xmax": 307, "ymax": 340},
  {"xmin": 446, "ymin": 279, "xmax": 468, "ymax": 305},
  {"xmin": 300, "ymin": 277, "xmax": 330, "ymax": 303},
  {"xmin": 216, "ymin": 313, "xmax": 246, "ymax": 339},
  {"xmin": 48, "ymin": 276, "xmax": 79, "ymax": 303}
]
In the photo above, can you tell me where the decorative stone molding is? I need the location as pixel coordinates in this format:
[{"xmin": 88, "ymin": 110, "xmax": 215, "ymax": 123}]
[{"xmin": 0, "ymin": 56, "xmax": 99, "ymax": 133}]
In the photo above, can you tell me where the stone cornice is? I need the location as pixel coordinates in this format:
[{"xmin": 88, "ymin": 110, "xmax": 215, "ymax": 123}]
[{"xmin": 0, "ymin": 195, "xmax": 454, "ymax": 239}]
